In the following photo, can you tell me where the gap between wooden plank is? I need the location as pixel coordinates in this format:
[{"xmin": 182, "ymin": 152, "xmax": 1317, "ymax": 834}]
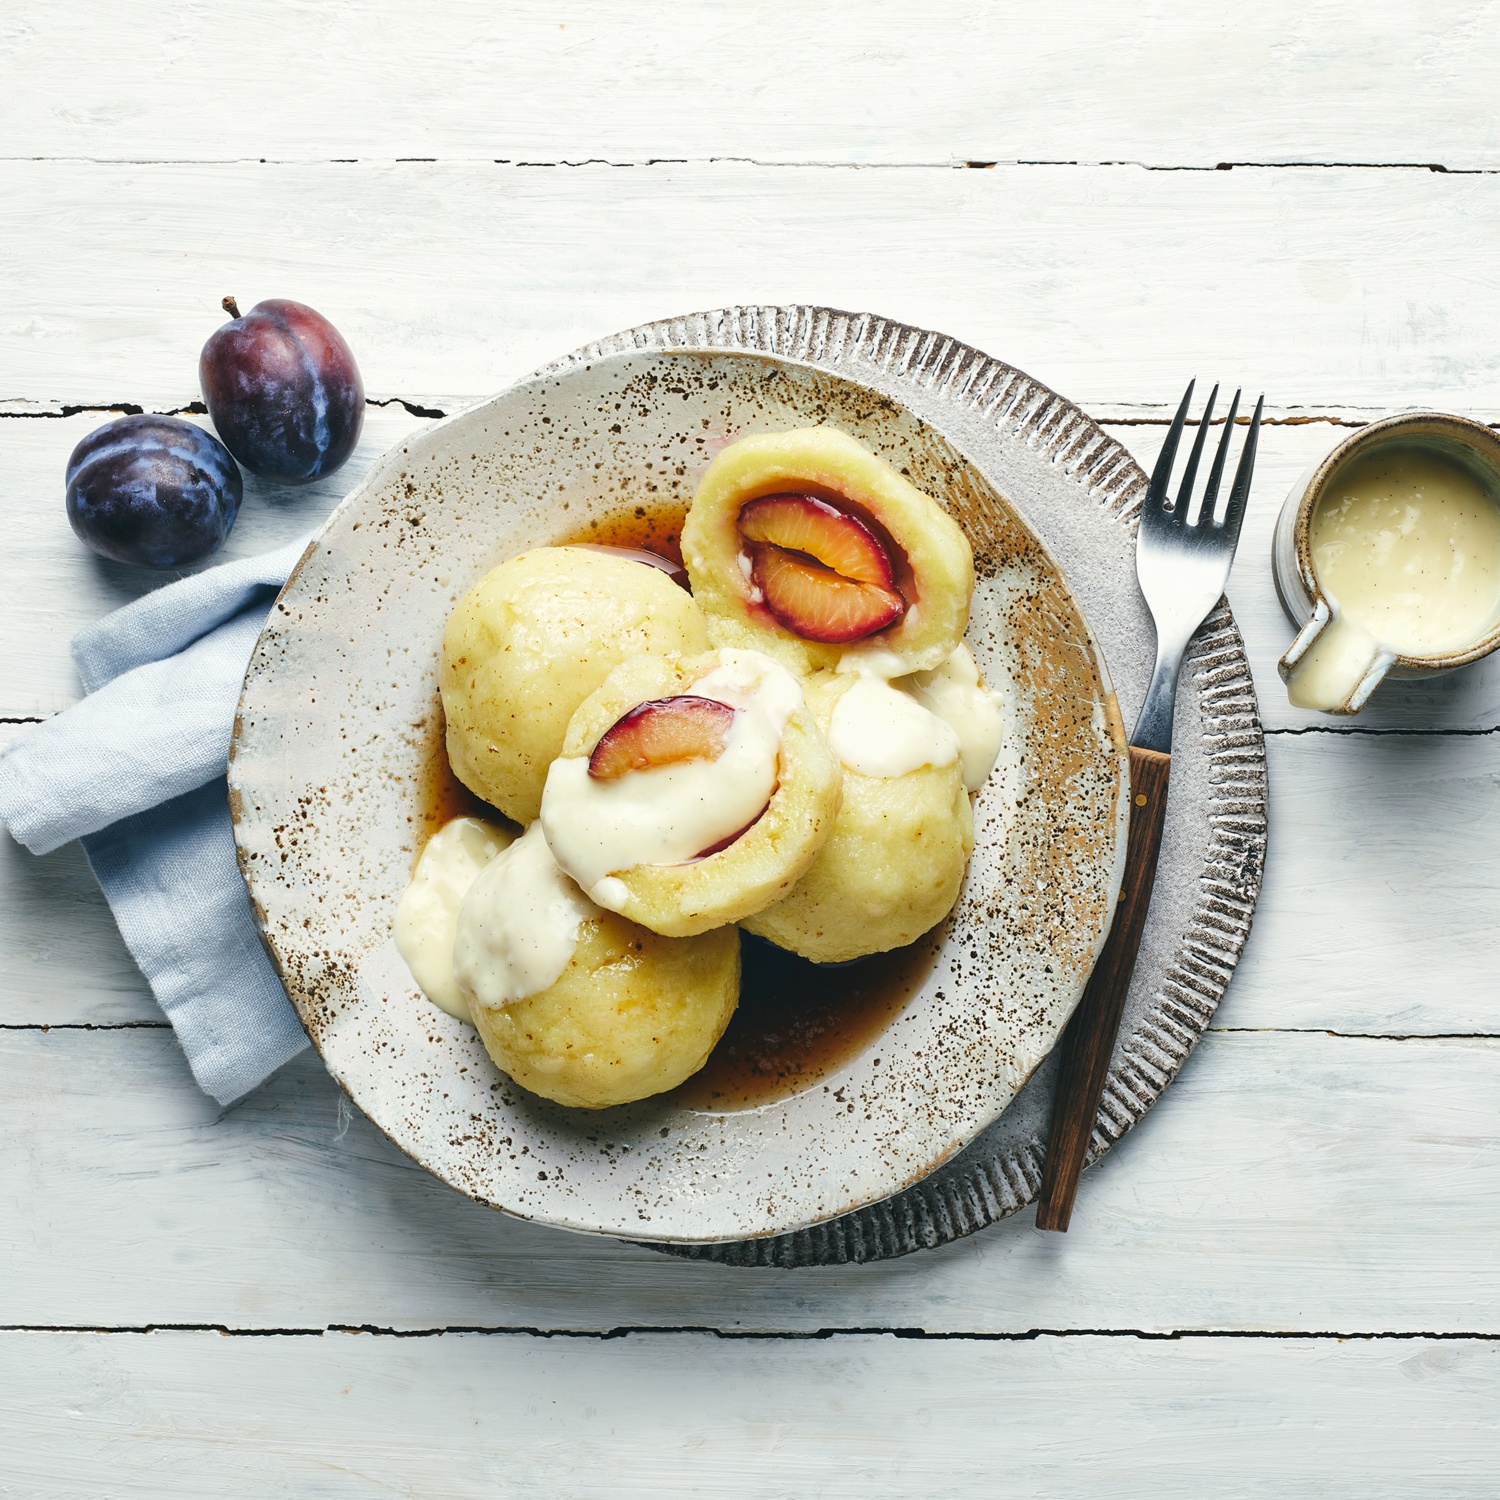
[
  {"xmin": 0, "ymin": 157, "xmax": 1490, "ymax": 171},
  {"xmin": 0, "ymin": 395, "xmax": 447, "ymax": 421},
  {"xmin": 6, "ymin": 1030, "xmax": 1500, "ymax": 1334},
  {"xmin": 0, "ymin": 398, "xmax": 1489, "ymax": 425},
  {"xmin": 0, "ymin": 1022, "xmax": 169, "ymax": 1030},
  {"xmin": 1266, "ymin": 725, "xmax": 1500, "ymax": 737},
  {"xmin": 5, "ymin": 1023, "xmax": 1497, "ymax": 1040},
  {"xmin": 1, "ymin": 1324, "xmax": 1497, "ymax": 1341},
  {"xmin": 7, "ymin": 402, "xmax": 1500, "ymax": 731}
]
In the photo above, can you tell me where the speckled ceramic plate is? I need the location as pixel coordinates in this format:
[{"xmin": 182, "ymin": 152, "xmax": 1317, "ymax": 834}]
[{"xmin": 229, "ymin": 309, "xmax": 1136, "ymax": 1244}]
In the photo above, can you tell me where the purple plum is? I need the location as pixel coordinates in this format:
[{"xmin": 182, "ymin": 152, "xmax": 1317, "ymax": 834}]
[
  {"xmin": 65, "ymin": 414, "xmax": 243, "ymax": 569},
  {"xmin": 199, "ymin": 297, "xmax": 364, "ymax": 484}
]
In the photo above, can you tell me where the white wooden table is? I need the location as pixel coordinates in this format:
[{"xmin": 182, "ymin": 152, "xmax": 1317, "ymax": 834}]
[{"xmin": 5, "ymin": 4, "xmax": 1500, "ymax": 1492}]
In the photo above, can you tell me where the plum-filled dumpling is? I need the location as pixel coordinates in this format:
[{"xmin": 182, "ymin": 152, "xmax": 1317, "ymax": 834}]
[
  {"xmin": 539, "ymin": 648, "xmax": 842, "ymax": 938},
  {"xmin": 453, "ymin": 823, "xmax": 740, "ymax": 1110},
  {"xmin": 742, "ymin": 654, "xmax": 1003, "ymax": 964},
  {"xmin": 681, "ymin": 428, "xmax": 975, "ymax": 677},
  {"xmin": 441, "ymin": 546, "xmax": 708, "ymax": 824}
]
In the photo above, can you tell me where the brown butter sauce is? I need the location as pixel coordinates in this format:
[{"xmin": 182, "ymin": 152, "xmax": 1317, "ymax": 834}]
[
  {"xmin": 418, "ymin": 503, "xmax": 938, "ymax": 1111},
  {"xmin": 416, "ymin": 700, "xmax": 506, "ymax": 843},
  {"xmin": 672, "ymin": 933, "xmax": 938, "ymax": 1111},
  {"xmin": 556, "ymin": 502, "xmax": 689, "ymax": 567}
]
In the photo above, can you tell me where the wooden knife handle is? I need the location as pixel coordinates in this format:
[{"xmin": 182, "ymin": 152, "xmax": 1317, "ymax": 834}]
[{"xmin": 1034, "ymin": 744, "xmax": 1172, "ymax": 1232}]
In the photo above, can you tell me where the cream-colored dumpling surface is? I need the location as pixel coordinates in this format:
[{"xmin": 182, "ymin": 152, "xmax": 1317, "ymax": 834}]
[
  {"xmin": 470, "ymin": 912, "xmax": 739, "ymax": 1109},
  {"xmin": 440, "ymin": 547, "xmax": 709, "ymax": 823},
  {"xmin": 742, "ymin": 672, "xmax": 974, "ymax": 963}
]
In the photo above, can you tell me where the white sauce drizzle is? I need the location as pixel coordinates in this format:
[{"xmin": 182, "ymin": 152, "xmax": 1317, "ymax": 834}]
[
  {"xmin": 905, "ymin": 644, "xmax": 1007, "ymax": 792},
  {"xmin": 828, "ymin": 675, "xmax": 959, "ymax": 778},
  {"xmin": 830, "ymin": 642, "xmax": 1004, "ymax": 789},
  {"xmin": 452, "ymin": 822, "xmax": 599, "ymax": 1011},
  {"xmin": 834, "ymin": 644, "xmax": 909, "ymax": 680},
  {"xmin": 392, "ymin": 816, "xmax": 513, "ymax": 1022},
  {"xmin": 539, "ymin": 649, "xmax": 802, "ymax": 909}
]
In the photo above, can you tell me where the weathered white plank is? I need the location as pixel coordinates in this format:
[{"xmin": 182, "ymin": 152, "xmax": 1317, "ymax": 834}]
[
  {"xmin": 4, "ymin": 0, "xmax": 1498, "ymax": 171},
  {"xmin": 5, "ymin": 1329, "xmax": 1497, "ymax": 1498},
  {"xmin": 0, "ymin": 801, "xmax": 156, "ymax": 1024},
  {"xmin": 1227, "ymin": 732, "xmax": 1500, "ymax": 1034},
  {"xmin": 8, "ymin": 408, "xmax": 1500, "ymax": 731},
  {"xmin": 6, "ymin": 1028, "xmax": 1500, "ymax": 1334},
  {"xmin": 1, "ymin": 1, "xmax": 1490, "ymax": 1464},
  {"xmin": 7, "ymin": 729, "xmax": 1498, "ymax": 1032},
  {"xmin": 4, "ymin": 161, "xmax": 1500, "ymax": 413}
]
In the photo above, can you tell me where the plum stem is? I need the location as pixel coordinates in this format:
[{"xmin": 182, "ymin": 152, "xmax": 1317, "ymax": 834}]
[{"xmin": 221, "ymin": 295, "xmax": 242, "ymax": 320}]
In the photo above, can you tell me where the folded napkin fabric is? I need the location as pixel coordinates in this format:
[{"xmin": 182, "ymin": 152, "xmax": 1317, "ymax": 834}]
[{"xmin": 0, "ymin": 537, "xmax": 316, "ymax": 1105}]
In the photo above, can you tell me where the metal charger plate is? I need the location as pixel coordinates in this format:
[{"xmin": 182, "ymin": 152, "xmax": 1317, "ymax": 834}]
[
  {"xmin": 229, "ymin": 304, "xmax": 1264, "ymax": 1254},
  {"xmin": 619, "ymin": 308, "xmax": 1269, "ymax": 1265}
]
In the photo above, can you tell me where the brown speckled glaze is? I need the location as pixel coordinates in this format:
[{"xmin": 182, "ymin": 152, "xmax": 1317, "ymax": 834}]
[{"xmin": 230, "ymin": 307, "xmax": 1264, "ymax": 1254}]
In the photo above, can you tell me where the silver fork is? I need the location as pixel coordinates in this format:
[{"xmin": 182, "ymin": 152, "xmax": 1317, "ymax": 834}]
[{"xmin": 1035, "ymin": 380, "xmax": 1263, "ymax": 1232}]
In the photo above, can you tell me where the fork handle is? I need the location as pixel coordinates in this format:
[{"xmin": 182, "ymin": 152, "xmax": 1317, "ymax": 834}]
[{"xmin": 1034, "ymin": 745, "xmax": 1172, "ymax": 1232}]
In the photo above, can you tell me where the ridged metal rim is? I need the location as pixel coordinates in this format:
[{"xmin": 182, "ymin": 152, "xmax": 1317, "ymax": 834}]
[{"xmin": 547, "ymin": 305, "xmax": 1270, "ymax": 1266}]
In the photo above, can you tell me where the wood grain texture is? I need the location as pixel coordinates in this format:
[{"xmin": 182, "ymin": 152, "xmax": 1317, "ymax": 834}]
[
  {"xmin": 1038, "ymin": 746, "xmax": 1172, "ymax": 1231},
  {"xmin": 4, "ymin": 0, "xmax": 1499, "ymax": 170},
  {"xmin": 6, "ymin": 695, "xmax": 1499, "ymax": 1039},
  {"xmin": 8, "ymin": 409, "xmax": 1500, "ymax": 732},
  {"xmin": 6, "ymin": 1329, "xmax": 1500, "ymax": 1498},
  {"xmin": 3, "ymin": 6, "xmax": 1497, "ymax": 1474},
  {"xmin": 0, "ymin": 800, "xmax": 155, "ymax": 1024},
  {"xmin": 1225, "ymin": 731, "xmax": 1500, "ymax": 1034},
  {"xmin": 7, "ymin": 161, "xmax": 1500, "ymax": 413},
  {"xmin": 8, "ymin": 729, "xmax": 1491, "ymax": 1039},
  {"xmin": 7, "ymin": 1027, "xmax": 1500, "ymax": 1335}
]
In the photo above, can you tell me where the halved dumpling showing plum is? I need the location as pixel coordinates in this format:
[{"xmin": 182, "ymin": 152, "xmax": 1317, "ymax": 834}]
[
  {"xmin": 738, "ymin": 494, "xmax": 906, "ymax": 643},
  {"xmin": 545, "ymin": 652, "xmax": 843, "ymax": 937},
  {"xmin": 681, "ymin": 427, "xmax": 975, "ymax": 675}
]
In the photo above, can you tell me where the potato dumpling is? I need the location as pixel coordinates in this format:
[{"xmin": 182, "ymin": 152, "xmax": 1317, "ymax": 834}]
[
  {"xmin": 742, "ymin": 671, "xmax": 974, "ymax": 963},
  {"xmin": 440, "ymin": 546, "xmax": 709, "ymax": 823},
  {"xmin": 545, "ymin": 651, "xmax": 843, "ymax": 938},
  {"xmin": 471, "ymin": 913, "xmax": 739, "ymax": 1110},
  {"xmin": 681, "ymin": 427, "xmax": 974, "ymax": 676}
]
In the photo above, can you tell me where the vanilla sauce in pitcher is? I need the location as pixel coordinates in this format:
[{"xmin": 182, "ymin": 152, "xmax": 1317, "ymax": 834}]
[{"xmin": 1287, "ymin": 445, "xmax": 1500, "ymax": 710}]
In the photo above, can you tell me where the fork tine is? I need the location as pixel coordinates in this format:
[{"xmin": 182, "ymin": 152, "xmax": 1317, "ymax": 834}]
[
  {"xmin": 1147, "ymin": 380, "xmax": 1195, "ymax": 512},
  {"xmin": 1221, "ymin": 393, "xmax": 1265, "ymax": 540},
  {"xmin": 1200, "ymin": 388, "xmax": 1241, "ymax": 522},
  {"xmin": 1175, "ymin": 383, "xmax": 1218, "ymax": 519}
]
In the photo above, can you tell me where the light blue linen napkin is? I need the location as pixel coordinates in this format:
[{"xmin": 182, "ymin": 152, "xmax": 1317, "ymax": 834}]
[{"xmin": 0, "ymin": 537, "xmax": 316, "ymax": 1105}]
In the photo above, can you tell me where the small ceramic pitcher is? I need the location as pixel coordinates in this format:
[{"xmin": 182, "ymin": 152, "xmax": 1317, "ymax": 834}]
[{"xmin": 1273, "ymin": 411, "xmax": 1500, "ymax": 714}]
